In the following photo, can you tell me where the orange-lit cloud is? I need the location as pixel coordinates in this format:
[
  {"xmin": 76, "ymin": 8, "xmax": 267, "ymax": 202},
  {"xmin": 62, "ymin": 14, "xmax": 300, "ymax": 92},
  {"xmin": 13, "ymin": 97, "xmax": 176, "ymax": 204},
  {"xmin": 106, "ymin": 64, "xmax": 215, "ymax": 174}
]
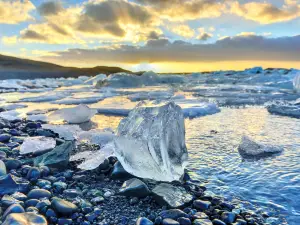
[
  {"xmin": 0, "ymin": 0, "xmax": 35, "ymax": 24},
  {"xmin": 230, "ymin": 1, "xmax": 300, "ymax": 24}
]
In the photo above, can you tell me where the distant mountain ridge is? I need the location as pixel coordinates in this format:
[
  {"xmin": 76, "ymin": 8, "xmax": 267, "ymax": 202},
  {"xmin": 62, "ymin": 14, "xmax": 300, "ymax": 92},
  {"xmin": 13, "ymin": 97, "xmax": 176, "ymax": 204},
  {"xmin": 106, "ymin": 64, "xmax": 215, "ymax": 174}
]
[{"xmin": 0, "ymin": 54, "xmax": 132, "ymax": 80}]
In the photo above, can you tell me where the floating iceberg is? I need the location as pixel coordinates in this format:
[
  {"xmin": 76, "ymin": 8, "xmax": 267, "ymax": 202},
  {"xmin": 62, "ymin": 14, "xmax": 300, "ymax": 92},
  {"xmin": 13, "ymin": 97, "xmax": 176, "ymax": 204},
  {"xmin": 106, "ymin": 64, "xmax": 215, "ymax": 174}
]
[
  {"xmin": 238, "ymin": 136, "xmax": 283, "ymax": 158},
  {"xmin": 0, "ymin": 104, "xmax": 28, "ymax": 111},
  {"xmin": 19, "ymin": 92, "xmax": 68, "ymax": 102},
  {"xmin": 114, "ymin": 101, "xmax": 188, "ymax": 182},
  {"xmin": 267, "ymin": 101, "xmax": 300, "ymax": 118},
  {"xmin": 20, "ymin": 136, "xmax": 56, "ymax": 155},
  {"xmin": 293, "ymin": 73, "xmax": 300, "ymax": 92},
  {"xmin": 84, "ymin": 74, "xmax": 106, "ymax": 85},
  {"xmin": 47, "ymin": 105, "xmax": 97, "ymax": 124}
]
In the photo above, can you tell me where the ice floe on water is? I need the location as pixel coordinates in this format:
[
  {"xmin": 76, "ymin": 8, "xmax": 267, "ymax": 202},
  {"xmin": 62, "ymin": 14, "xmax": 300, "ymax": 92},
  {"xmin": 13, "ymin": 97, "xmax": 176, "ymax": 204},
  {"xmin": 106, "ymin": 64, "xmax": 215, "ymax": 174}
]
[
  {"xmin": 47, "ymin": 105, "xmax": 97, "ymax": 124},
  {"xmin": 267, "ymin": 101, "xmax": 300, "ymax": 118},
  {"xmin": 77, "ymin": 129, "xmax": 115, "ymax": 147},
  {"xmin": 0, "ymin": 103, "xmax": 28, "ymax": 111},
  {"xmin": 0, "ymin": 110, "xmax": 24, "ymax": 121},
  {"xmin": 238, "ymin": 136, "xmax": 284, "ymax": 158}
]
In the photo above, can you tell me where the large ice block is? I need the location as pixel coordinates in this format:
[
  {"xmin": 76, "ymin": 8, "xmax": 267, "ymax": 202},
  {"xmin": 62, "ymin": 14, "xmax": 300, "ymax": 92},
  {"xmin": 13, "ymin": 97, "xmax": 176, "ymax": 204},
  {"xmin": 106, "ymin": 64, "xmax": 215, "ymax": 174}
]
[{"xmin": 114, "ymin": 101, "xmax": 188, "ymax": 182}]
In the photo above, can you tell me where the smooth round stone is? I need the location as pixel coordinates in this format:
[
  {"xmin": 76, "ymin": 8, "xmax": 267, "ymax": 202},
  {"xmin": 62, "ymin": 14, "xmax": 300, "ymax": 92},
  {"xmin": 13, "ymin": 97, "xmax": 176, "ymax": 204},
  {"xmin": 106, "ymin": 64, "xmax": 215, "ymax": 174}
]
[
  {"xmin": 27, "ymin": 167, "xmax": 41, "ymax": 181},
  {"xmin": 27, "ymin": 189, "xmax": 51, "ymax": 200},
  {"xmin": 9, "ymin": 129, "xmax": 20, "ymax": 136},
  {"xmin": 63, "ymin": 189, "xmax": 83, "ymax": 198},
  {"xmin": 1, "ymin": 195, "xmax": 23, "ymax": 208},
  {"xmin": 0, "ymin": 134, "xmax": 11, "ymax": 142},
  {"xmin": 119, "ymin": 178, "xmax": 151, "ymax": 198},
  {"xmin": 0, "ymin": 151, "xmax": 7, "ymax": 159},
  {"xmin": 26, "ymin": 206, "xmax": 39, "ymax": 213},
  {"xmin": 39, "ymin": 166, "xmax": 50, "ymax": 177},
  {"xmin": 160, "ymin": 209, "xmax": 188, "ymax": 220},
  {"xmin": 4, "ymin": 159, "xmax": 22, "ymax": 170},
  {"xmin": 0, "ymin": 147, "xmax": 11, "ymax": 154},
  {"xmin": 25, "ymin": 122, "xmax": 41, "ymax": 129},
  {"xmin": 45, "ymin": 208, "xmax": 57, "ymax": 218},
  {"xmin": 193, "ymin": 200, "xmax": 211, "ymax": 211},
  {"xmin": 2, "ymin": 212, "xmax": 47, "ymax": 225},
  {"xmin": 3, "ymin": 204, "xmax": 25, "ymax": 219},
  {"xmin": 212, "ymin": 219, "xmax": 226, "ymax": 225},
  {"xmin": 35, "ymin": 199, "xmax": 51, "ymax": 211},
  {"xmin": 177, "ymin": 217, "xmax": 191, "ymax": 225},
  {"xmin": 25, "ymin": 199, "xmax": 40, "ymax": 208},
  {"xmin": 51, "ymin": 197, "xmax": 78, "ymax": 216},
  {"xmin": 21, "ymin": 165, "xmax": 32, "ymax": 176},
  {"xmin": 0, "ymin": 159, "xmax": 7, "ymax": 176},
  {"xmin": 36, "ymin": 179, "xmax": 52, "ymax": 188},
  {"xmin": 58, "ymin": 218, "xmax": 73, "ymax": 225},
  {"xmin": 11, "ymin": 192, "xmax": 27, "ymax": 201},
  {"xmin": 163, "ymin": 218, "xmax": 180, "ymax": 225},
  {"xmin": 221, "ymin": 212, "xmax": 236, "ymax": 224},
  {"xmin": 136, "ymin": 217, "xmax": 154, "ymax": 225},
  {"xmin": 53, "ymin": 181, "xmax": 67, "ymax": 193},
  {"xmin": 7, "ymin": 142, "xmax": 20, "ymax": 149}
]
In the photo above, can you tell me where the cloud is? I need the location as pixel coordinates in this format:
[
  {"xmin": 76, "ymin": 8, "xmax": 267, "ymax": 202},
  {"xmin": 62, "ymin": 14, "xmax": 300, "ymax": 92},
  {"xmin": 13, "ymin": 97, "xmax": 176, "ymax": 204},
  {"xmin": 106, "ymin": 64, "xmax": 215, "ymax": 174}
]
[
  {"xmin": 38, "ymin": 1, "xmax": 63, "ymax": 16},
  {"xmin": 135, "ymin": 0, "xmax": 226, "ymax": 21},
  {"xmin": 197, "ymin": 32, "xmax": 213, "ymax": 41},
  {"xmin": 42, "ymin": 35, "xmax": 300, "ymax": 65},
  {"xmin": 21, "ymin": 30, "xmax": 48, "ymax": 42},
  {"xmin": 230, "ymin": 1, "xmax": 300, "ymax": 24},
  {"xmin": 168, "ymin": 24, "xmax": 195, "ymax": 38},
  {"xmin": 2, "ymin": 35, "xmax": 18, "ymax": 45},
  {"xmin": 0, "ymin": 0, "xmax": 35, "ymax": 24},
  {"xmin": 76, "ymin": 0, "xmax": 157, "ymax": 37}
]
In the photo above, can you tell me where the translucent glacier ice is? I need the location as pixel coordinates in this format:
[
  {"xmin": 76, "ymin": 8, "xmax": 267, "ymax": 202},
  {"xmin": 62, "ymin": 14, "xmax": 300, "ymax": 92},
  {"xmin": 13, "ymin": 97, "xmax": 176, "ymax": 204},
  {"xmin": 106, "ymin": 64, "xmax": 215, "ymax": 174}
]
[
  {"xmin": 42, "ymin": 124, "xmax": 82, "ymax": 140},
  {"xmin": 293, "ymin": 73, "xmax": 300, "ymax": 92},
  {"xmin": 84, "ymin": 74, "xmax": 106, "ymax": 85},
  {"xmin": 70, "ymin": 143, "xmax": 114, "ymax": 170},
  {"xmin": 20, "ymin": 136, "xmax": 56, "ymax": 155},
  {"xmin": 0, "ymin": 111, "xmax": 24, "ymax": 121},
  {"xmin": 267, "ymin": 101, "xmax": 300, "ymax": 118},
  {"xmin": 238, "ymin": 136, "xmax": 283, "ymax": 158},
  {"xmin": 77, "ymin": 130, "xmax": 115, "ymax": 147},
  {"xmin": 47, "ymin": 105, "xmax": 97, "ymax": 124},
  {"xmin": 114, "ymin": 101, "xmax": 188, "ymax": 182}
]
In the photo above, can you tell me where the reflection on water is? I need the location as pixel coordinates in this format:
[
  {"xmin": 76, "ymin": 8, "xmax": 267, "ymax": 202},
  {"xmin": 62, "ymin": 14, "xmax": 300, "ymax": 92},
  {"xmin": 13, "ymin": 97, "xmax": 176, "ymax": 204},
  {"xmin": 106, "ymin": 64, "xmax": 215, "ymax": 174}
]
[{"xmin": 185, "ymin": 107, "xmax": 300, "ymax": 225}]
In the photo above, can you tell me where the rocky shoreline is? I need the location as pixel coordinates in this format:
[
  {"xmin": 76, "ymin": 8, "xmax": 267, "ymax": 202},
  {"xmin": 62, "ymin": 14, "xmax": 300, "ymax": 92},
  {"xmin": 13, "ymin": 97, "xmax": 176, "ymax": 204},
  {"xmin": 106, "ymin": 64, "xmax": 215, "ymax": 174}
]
[{"xmin": 0, "ymin": 117, "xmax": 270, "ymax": 225}]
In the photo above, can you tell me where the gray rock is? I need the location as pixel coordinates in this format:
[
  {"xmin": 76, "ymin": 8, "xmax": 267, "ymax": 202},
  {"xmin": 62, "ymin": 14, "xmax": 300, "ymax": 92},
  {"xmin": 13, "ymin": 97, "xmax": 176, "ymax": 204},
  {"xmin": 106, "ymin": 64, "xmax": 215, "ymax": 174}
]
[
  {"xmin": 0, "ymin": 159, "xmax": 7, "ymax": 176},
  {"xmin": 160, "ymin": 209, "xmax": 188, "ymax": 220},
  {"xmin": 1, "ymin": 195, "xmax": 23, "ymax": 208},
  {"xmin": 193, "ymin": 219, "xmax": 213, "ymax": 225},
  {"xmin": 193, "ymin": 200, "xmax": 211, "ymax": 211},
  {"xmin": 119, "ymin": 178, "xmax": 150, "ymax": 198},
  {"xmin": 177, "ymin": 217, "xmax": 191, "ymax": 225},
  {"xmin": 34, "ymin": 141, "xmax": 75, "ymax": 169},
  {"xmin": 2, "ymin": 212, "xmax": 47, "ymax": 225},
  {"xmin": 4, "ymin": 158, "xmax": 22, "ymax": 170},
  {"xmin": 111, "ymin": 161, "xmax": 133, "ymax": 180},
  {"xmin": 27, "ymin": 189, "xmax": 51, "ymax": 200},
  {"xmin": 152, "ymin": 183, "xmax": 193, "ymax": 208},
  {"xmin": 51, "ymin": 197, "xmax": 78, "ymax": 216},
  {"xmin": 0, "ymin": 174, "xmax": 29, "ymax": 195},
  {"xmin": 136, "ymin": 217, "xmax": 154, "ymax": 225}
]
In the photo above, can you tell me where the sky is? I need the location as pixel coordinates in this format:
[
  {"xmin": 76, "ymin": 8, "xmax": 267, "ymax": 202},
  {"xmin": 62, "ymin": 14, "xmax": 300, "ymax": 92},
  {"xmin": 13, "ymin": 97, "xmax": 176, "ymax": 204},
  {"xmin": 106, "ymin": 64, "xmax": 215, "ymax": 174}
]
[{"xmin": 0, "ymin": 0, "xmax": 300, "ymax": 72}]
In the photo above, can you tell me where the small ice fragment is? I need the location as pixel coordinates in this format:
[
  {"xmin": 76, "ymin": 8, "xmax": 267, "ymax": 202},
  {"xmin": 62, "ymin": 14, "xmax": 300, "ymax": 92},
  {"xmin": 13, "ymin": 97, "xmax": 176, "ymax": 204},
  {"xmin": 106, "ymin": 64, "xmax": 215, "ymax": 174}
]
[
  {"xmin": 47, "ymin": 104, "xmax": 97, "ymax": 124},
  {"xmin": 42, "ymin": 124, "xmax": 82, "ymax": 140},
  {"xmin": 20, "ymin": 136, "xmax": 56, "ymax": 155}
]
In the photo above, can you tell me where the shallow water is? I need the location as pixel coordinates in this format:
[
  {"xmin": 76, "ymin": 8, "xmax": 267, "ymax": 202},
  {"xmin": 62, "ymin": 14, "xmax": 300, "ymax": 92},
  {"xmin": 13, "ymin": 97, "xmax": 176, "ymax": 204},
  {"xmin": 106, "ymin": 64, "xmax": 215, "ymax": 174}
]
[
  {"xmin": 1, "ymin": 87, "xmax": 299, "ymax": 224},
  {"xmin": 92, "ymin": 107, "xmax": 300, "ymax": 225}
]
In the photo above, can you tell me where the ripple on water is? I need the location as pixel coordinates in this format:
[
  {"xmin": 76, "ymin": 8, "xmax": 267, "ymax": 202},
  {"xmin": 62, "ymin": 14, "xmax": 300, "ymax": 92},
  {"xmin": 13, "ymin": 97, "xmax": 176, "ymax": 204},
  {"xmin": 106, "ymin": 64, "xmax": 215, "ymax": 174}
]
[{"xmin": 185, "ymin": 107, "xmax": 300, "ymax": 225}]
